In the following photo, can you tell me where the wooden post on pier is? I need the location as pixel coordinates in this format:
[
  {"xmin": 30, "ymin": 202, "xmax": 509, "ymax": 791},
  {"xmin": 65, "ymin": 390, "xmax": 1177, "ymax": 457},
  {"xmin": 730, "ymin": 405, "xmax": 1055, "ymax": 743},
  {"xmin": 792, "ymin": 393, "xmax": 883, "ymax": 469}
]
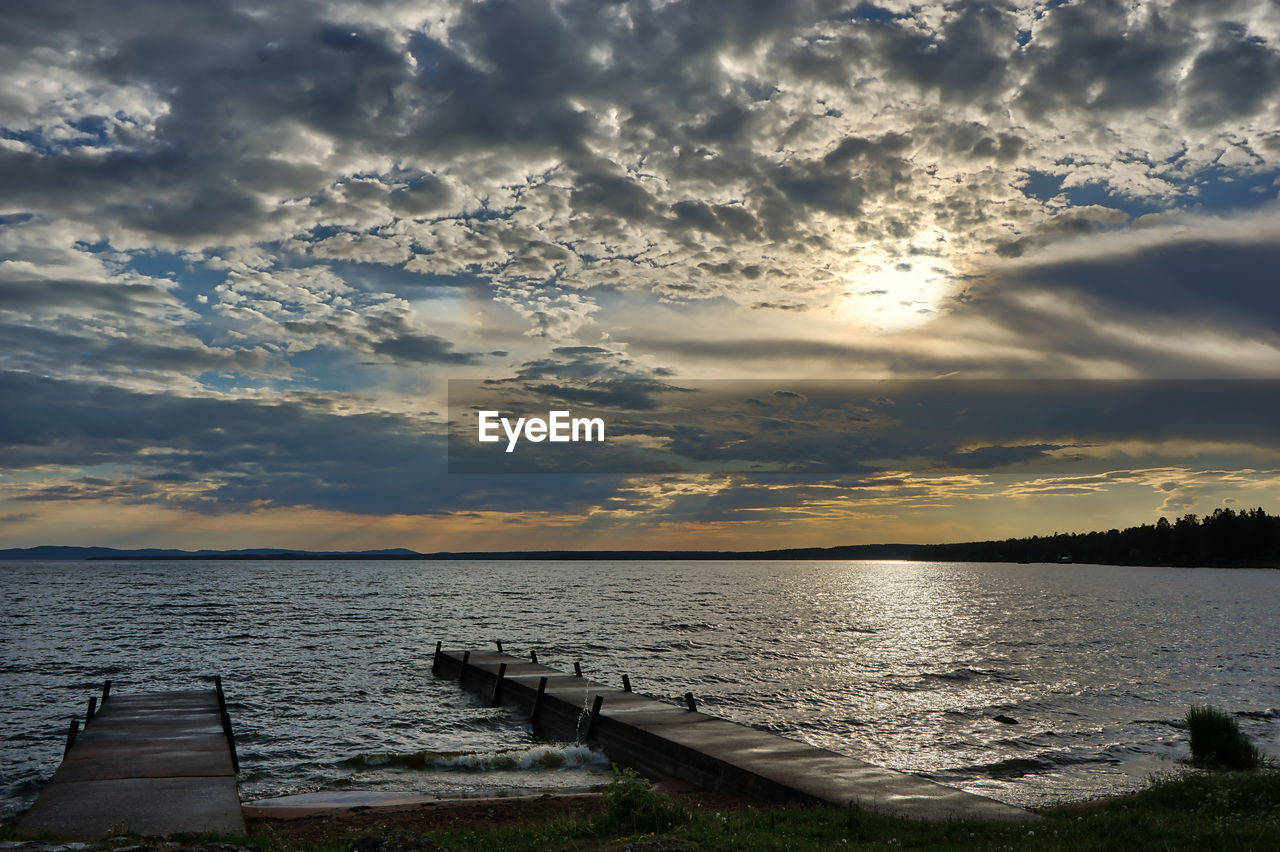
[
  {"xmin": 86, "ymin": 696, "xmax": 97, "ymax": 724},
  {"xmin": 489, "ymin": 663, "xmax": 507, "ymax": 707},
  {"xmin": 621, "ymin": 674, "xmax": 632, "ymax": 692},
  {"xmin": 530, "ymin": 676, "xmax": 548, "ymax": 721},
  {"xmin": 584, "ymin": 694, "xmax": 604, "ymax": 741},
  {"xmin": 64, "ymin": 718, "xmax": 79, "ymax": 755},
  {"xmin": 684, "ymin": 692, "xmax": 697, "ymax": 712}
]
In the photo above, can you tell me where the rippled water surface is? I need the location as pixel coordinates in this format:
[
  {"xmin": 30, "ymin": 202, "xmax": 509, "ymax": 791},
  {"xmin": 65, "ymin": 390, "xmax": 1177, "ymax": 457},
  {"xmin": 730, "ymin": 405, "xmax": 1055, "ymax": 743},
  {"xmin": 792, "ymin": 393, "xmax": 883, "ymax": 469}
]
[{"xmin": 3, "ymin": 559, "xmax": 1278, "ymax": 817}]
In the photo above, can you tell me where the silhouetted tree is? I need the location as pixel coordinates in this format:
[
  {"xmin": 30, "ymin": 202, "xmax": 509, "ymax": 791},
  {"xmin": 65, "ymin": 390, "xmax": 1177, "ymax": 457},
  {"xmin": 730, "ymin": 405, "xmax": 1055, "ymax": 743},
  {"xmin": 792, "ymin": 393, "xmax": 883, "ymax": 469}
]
[{"xmin": 912, "ymin": 507, "xmax": 1280, "ymax": 567}]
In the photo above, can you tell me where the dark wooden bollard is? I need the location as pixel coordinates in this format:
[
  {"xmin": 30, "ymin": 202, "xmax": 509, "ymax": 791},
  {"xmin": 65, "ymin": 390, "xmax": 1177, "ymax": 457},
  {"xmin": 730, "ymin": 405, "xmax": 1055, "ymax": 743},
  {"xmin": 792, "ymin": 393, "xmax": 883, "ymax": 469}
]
[
  {"xmin": 214, "ymin": 674, "xmax": 227, "ymax": 715},
  {"xmin": 459, "ymin": 650, "xmax": 471, "ymax": 685},
  {"xmin": 622, "ymin": 674, "xmax": 632, "ymax": 692},
  {"xmin": 530, "ymin": 650, "xmax": 538, "ymax": 664},
  {"xmin": 574, "ymin": 661, "xmax": 582, "ymax": 677},
  {"xmin": 584, "ymin": 695, "xmax": 604, "ymax": 741},
  {"xmin": 64, "ymin": 718, "xmax": 80, "ymax": 755},
  {"xmin": 684, "ymin": 692, "xmax": 697, "ymax": 712},
  {"xmin": 101, "ymin": 679, "xmax": 111, "ymax": 704},
  {"xmin": 530, "ymin": 676, "xmax": 548, "ymax": 721},
  {"xmin": 489, "ymin": 663, "xmax": 507, "ymax": 707},
  {"xmin": 86, "ymin": 696, "xmax": 97, "ymax": 724},
  {"xmin": 432, "ymin": 641, "xmax": 442, "ymax": 675},
  {"xmin": 495, "ymin": 640, "xmax": 504, "ymax": 652}
]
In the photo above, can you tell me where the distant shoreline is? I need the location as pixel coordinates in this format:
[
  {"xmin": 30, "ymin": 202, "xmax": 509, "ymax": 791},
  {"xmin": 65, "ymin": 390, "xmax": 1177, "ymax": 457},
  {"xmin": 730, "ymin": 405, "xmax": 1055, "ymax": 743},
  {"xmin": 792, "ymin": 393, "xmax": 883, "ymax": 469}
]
[
  {"xmin": 5, "ymin": 507, "xmax": 1279, "ymax": 567},
  {"xmin": 0, "ymin": 544, "xmax": 1275, "ymax": 570}
]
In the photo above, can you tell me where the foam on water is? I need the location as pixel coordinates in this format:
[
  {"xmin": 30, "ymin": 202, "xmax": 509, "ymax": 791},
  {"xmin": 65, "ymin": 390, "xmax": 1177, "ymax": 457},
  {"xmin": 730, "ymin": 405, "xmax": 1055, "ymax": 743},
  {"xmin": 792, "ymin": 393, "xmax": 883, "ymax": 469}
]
[{"xmin": 339, "ymin": 744, "xmax": 611, "ymax": 772}]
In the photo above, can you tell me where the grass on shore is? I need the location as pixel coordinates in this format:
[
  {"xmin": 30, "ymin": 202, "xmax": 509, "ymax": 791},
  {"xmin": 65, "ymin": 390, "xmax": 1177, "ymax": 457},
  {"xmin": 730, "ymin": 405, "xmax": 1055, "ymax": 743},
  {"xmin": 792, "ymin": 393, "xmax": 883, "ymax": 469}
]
[
  {"xmin": 241, "ymin": 767, "xmax": 1280, "ymax": 852},
  {"xmin": 7, "ymin": 765, "xmax": 1277, "ymax": 851}
]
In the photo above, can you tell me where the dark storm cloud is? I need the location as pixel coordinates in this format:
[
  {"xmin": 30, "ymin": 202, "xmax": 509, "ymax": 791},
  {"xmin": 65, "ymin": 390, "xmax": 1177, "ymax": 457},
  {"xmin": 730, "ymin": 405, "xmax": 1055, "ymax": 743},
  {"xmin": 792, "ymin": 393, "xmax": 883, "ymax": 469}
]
[
  {"xmin": 1182, "ymin": 24, "xmax": 1280, "ymax": 127},
  {"xmin": 964, "ymin": 237, "xmax": 1280, "ymax": 376},
  {"xmin": 0, "ymin": 277, "xmax": 173, "ymax": 316},
  {"xmin": 369, "ymin": 333, "xmax": 480, "ymax": 365},
  {"xmin": 25, "ymin": 327, "xmax": 272, "ymax": 375},
  {"xmin": 0, "ymin": 370, "xmax": 621, "ymax": 515},
  {"xmin": 1015, "ymin": 0, "xmax": 1190, "ymax": 116},
  {"xmin": 876, "ymin": 3, "xmax": 1017, "ymax": 105},
  {"xmin": 456, "ymin": 345, "xmax": 688, "ymax": 414},
  {"xmin": 448, "ymin": 378, "xmax": 1280, "ymax": 474},
  {"xmin": 1, "ymin": 2, "xmax": 438, "ymax": 241},
  {"xmin": 1001, "ymin": 241, "xmax": 1280, "ymax": 335}
]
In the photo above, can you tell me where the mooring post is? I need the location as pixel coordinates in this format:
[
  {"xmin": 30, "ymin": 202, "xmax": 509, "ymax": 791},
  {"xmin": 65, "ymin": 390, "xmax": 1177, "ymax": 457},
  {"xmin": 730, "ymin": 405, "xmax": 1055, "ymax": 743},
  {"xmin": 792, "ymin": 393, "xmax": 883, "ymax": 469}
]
[
  {"xmin": 531, "ymin": 676, "xmax": 548, "ymax": 721},
  {"xmin": 574, "ymin": 661, "xmax": 582, "ymax": 677},
  {"xmin": 64, "ymin": 718, "xmax": 79, "ymax": 755},
  {"xmin": 684, "ymin": 692, "xmax": 697, "ymax": 712},
  {"xmin": 432, "ymin": 641, "xmax": 443, "ymax": 675},
  {"xmin": 622, "ymin": 674, "xmax": 632, "ymax": 692},
  {"xmin": 530, "ymin": 650, "xmax": 538, "ymax": 664},
  {"xmin": 101, "ymin": 679, "xmax": 111, "ymax": 704},
  {"xmin": 495, "ymin": 639, "xmax": 503, "ymax": 652},
  {"xmin": 489, "ymin": 663, "xmax": 507, "ymax": 707},
  {"xmin": 214, "ymin": 674, "xmax": 227, "ymax": 715},
  {"xmin": 584, "ymin": 694, "xmax": 604, "ymax": 741},
  {"xmin": 86, "ymin": 696, "xmax": 97, "ymax": 724},
  {"xmin": 460, "ymin": 650, "xmax": 471, "ymax": 685}
]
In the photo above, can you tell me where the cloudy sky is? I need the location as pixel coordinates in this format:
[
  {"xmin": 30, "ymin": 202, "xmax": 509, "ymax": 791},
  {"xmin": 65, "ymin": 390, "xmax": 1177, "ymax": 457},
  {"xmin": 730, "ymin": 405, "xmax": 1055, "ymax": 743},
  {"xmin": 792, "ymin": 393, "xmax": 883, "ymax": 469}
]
[{"xmin": 3, "ymin": 0, "xmax": 1279, "ymax": 552}]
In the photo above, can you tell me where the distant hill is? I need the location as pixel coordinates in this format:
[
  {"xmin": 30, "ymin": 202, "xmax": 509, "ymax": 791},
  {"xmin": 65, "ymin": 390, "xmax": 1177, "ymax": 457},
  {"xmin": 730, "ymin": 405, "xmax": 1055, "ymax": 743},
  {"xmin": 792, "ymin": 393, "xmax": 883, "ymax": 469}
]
[
  {"xmin": 2, "ymin": 508, "xmax": 1275, "ymax": 566},
  {"xmin": 0, "ymin": 545, "xmax": 422, "ymax": 560},
  {"xmin": 0, "ymin": 543, "xmax": 916, "ymax": 561}
]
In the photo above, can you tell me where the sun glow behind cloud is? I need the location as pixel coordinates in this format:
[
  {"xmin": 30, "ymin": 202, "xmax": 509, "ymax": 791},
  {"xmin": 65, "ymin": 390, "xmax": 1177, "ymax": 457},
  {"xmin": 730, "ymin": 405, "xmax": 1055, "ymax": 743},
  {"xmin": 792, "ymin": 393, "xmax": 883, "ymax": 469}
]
[{"xmin": 837, "ymin": 247, "xmax": 958, "ymax": 332}]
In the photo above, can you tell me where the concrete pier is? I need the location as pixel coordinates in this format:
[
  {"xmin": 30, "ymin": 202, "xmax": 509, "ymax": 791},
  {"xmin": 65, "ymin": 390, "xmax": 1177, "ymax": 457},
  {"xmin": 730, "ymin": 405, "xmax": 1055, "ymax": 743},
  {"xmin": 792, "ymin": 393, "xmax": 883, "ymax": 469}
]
[
  {"xmin": 434, "ymin": 647, "xmax": 1037, "ymax": 823},
  {"xmin": 18, "ymin": 688, "xmax": 245, "ymax": 840}
]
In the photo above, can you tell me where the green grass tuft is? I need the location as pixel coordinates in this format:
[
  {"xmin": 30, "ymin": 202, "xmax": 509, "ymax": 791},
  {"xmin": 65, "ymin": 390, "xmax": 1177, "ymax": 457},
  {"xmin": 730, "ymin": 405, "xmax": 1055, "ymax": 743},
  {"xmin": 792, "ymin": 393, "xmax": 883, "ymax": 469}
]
[
  {"xmin": 1186, "ymin": 704, "xmax": 1264, "ymax": 770},
  {"xmin": 595, "ymin": 764, "xmax": 690, "ymax": 837}
]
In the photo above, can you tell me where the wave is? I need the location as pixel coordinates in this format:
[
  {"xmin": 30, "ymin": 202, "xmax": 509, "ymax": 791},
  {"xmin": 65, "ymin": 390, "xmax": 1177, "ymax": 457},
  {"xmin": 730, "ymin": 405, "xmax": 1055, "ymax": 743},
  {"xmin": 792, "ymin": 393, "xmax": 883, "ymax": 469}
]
[
  {"xmin": 338, "ymin": 744, "xmax": 611, "ymax": 773},
  {"xmin": 876, "ymin": 667, "xmax": 1022, "ymax": 690},
  {"xmin": 938, "ymin": 751, "xmax": 1108, "ymax": 779},
  {"xmin": 920, "ymin": 667, "xmax": 1020, "ymax": 683},
  {"xmin": 1234, "ymin": 708, "xmax": 1279, "ymax": 720},
  {"xmin": 660, "ymin": 621, "xmax": 719, "ymax": 632},
  {"xmin": 939, "ymin": 742, "xmax": 1157, "ymax": 781}
]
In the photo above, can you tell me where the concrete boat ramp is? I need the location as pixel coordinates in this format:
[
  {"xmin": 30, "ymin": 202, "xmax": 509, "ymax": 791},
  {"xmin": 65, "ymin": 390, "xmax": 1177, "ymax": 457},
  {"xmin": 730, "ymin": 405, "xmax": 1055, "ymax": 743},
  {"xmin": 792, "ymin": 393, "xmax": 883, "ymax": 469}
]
[
  {"xmin": 434, "ymin": 646, "xmax": 1036, "ymax": 823},
  {"xmin": 18, "ymin": 683, "xmax": 244, "ymax": 840}
]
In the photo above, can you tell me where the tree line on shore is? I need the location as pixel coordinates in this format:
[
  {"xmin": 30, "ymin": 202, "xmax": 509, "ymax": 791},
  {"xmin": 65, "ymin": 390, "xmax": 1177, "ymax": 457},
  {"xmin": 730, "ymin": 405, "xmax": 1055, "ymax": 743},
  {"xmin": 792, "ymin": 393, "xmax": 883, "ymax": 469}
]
[{"xmin": 915, "ymin": 506, "xmax": 1279, "ymax": 566}]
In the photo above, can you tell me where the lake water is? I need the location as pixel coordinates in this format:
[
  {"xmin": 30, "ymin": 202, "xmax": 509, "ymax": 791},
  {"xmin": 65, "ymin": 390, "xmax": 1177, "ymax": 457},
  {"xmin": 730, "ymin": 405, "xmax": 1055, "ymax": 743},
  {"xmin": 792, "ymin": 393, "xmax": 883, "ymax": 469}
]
[{"xmin": 3, "ymin": 559, "xmax": 1278, "ymax": 819}]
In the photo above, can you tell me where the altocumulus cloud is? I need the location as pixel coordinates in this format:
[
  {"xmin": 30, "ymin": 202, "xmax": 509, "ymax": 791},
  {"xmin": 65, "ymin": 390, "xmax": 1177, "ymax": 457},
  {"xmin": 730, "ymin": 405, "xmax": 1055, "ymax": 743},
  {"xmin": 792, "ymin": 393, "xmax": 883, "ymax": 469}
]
[{"xmin": 1, "ymin": 0, "xmax": 1278, "ymax": 538}]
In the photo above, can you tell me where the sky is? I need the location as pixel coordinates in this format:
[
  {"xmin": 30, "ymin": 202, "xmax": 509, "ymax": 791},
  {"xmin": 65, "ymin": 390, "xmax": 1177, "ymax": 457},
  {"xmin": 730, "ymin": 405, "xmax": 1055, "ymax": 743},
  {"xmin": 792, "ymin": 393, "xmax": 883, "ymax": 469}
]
[{"xmin": 2, "ymin": 0, "xmax": 1280, "ymax": 552}]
